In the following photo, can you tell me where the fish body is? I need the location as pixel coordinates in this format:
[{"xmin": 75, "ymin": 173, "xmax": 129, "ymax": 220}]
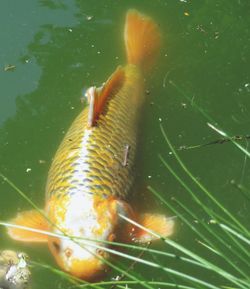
[
  {"xmin": 46, "ymin": 64, "xmax": 143, "ymax": 202},
  {"xmin": 8, "ymin": 10, "xmax": 174, "ymax": 281},
  {"xmin": 46, "ymin": 64, "xmax": 144, "ymax": 278}
]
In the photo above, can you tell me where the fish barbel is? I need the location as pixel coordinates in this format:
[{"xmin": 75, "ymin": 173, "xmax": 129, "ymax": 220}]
[{"xmin": 8, "ymin": 10, "xmax": 174, "ymax": 281}]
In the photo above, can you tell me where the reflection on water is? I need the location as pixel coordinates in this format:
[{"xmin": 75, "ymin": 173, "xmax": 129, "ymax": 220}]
[{"xmin": 0, "ymin": 0, "xmax": 78, "ymax": 125}]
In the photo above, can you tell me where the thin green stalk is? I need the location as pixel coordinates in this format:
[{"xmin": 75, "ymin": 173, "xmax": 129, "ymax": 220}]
[
  {"xmin": 207, "ymin": 209, "xmax": 249, "ymax": 240},
  {"xmin": 232, "ymin": 182, "xmax": 250, "ymax": 201},
  {"xmin": 219, "ymin": 224, "xmax": 250, "ymax": 246},
  {"xmin": 0, "ymin": 221, "xmax": 153, "ymax": 289},
  {"xmin": 207, "ymin": 123, "xmax": 250, "ymax": 158},
  {"xmin": 0, "ymin": 176, "xmax": 153, "ymax": 289},
  {"xmin": 149, "ymin": 156, "xmax": 249, "ymax": 279},
  {"xmin": 0, "ymin": 219, "xmax": 221, "ymax": 289},
  {"xmin": 160, "ymin": 124, "xmax": 249, "ymax": 237},
  {"xmin": 0, "ymin": 173, "xmax": 46, "ymax": 220},
  {"xmin": 78, "ymin": 280, "xmax": 197, "ymax": 288},
  {"xmin": 169, "ymin": 80, "xmax": 250, "ymax": 159},
  {"xmin": 0, "ymin": 173, "xmax": 60, "ymax": 232},
  {"xmin": 92, "ymin": 253, "xmax": 155, "ymax": 289},
  {"xmin": 168, "ymin": 80, "xmax": 214, "ymax": 123},
  {"xmin": 196, "ymin": 241, "xmax": 222, "ymax": 256},
  {"xmin": 220, "ymin": 224, "xmax": 250, "ymax": 257},
  {"xmin": 30, "ymin": 261, "xmax": 98, "ymax": 289},
  {"xmin": 119, "ymin": 214, "xmax": 249, "ymax": 289},
  {"xmin": 172, "ymin": 197, "xmax": 250, "ymax": 269},
  {"xmin": 0, "ymin": 220, "xmax": 207, "ymax": 269}
]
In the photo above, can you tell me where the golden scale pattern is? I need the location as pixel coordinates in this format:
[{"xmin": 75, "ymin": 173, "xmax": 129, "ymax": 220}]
[{"xmin": 46, "ymin": 65, "xmax": 144, "ymax": 202}]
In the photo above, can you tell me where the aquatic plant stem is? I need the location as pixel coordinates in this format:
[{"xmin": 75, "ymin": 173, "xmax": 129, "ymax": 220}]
[{"xmin": 160, "ymin": 124, "xmax": 249, "ymax": 237}]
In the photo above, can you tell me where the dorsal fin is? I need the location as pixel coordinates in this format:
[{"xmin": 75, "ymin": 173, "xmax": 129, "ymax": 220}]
[{"xmin": 86, "ymin": 66, "xmax": 125, "ymax": 127}]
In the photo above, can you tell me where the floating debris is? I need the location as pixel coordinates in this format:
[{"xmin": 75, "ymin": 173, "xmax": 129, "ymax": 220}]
[
  {"xmin": 111, "ymin": 275, "xmax": 121, "ymax": 281},
  {"xmin": 86, "ymin": 15, "xmax": 94, "ymax": 21},
  {"xmin": 122, "ymin": 144, "xmax": 130, "ymax": 167},
  {"xmin": 214, "ymin": 31, "xmax": 220, "ymax": 39},
  {"xmin": 208, "ymin": 219, "xmax": 217, "ymax": 224},
  {"xmin": 0, "ymin": 250, "xmax": 31, "ymax": 289},
  {"xmin": 4, "ymin": 65, "xmax": 16, "ymax": 72},
  {"xmin": 196, "ymin": 24, "xmax": 206, "ymax": 33}
]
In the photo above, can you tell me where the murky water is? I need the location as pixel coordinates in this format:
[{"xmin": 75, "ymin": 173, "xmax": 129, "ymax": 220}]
[{"xmin": 0, "ymin": 1, "xmax": 249, "ymax": 288}]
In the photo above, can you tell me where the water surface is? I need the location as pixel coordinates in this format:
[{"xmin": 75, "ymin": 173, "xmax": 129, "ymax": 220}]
[{"xmin": 0, "ymin": 1, "xmax": 249, "ymax": 288}]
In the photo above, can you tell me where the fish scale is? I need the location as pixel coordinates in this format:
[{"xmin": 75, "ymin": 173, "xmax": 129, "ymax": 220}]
[{"xmin": 46, "ymin": 65, "xmax": 143, "ymax": 200}]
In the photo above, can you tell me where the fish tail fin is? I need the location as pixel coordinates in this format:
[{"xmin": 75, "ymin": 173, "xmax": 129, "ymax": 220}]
[{"xmin": 124, "ymin": 9, "xmax": 161, "ymax": 73}]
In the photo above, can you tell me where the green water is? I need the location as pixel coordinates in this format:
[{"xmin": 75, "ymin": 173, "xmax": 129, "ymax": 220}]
[{"xmin": 0, "ymin": 1, "xmax": 249, "ymax": 288}]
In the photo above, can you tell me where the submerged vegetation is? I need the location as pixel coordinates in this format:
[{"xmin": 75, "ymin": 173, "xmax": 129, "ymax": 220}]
[
  {"xmin": 1, "ymin": 1, "xmax": 250, "ymax": 288},
  {"xmin": 1, "ymin": 90, "xmax": 249, "ymax": 288}
]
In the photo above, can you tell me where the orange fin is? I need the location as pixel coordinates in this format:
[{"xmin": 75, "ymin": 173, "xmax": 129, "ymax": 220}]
[
  {"xmin": 8, "ymin": 210, "xmax": 49, "ymax": 242},
  {"xmin": 124, "ymin": 9, "xmax": 161, "ymax": 72},
  {"xmin": 85, "ymin": 66, "xmax": 125, "ymax": 126},
  {"xmin": 135, "ymin": 213, "xmax": 174, "ymax": 243},
  {"xmin": 115, "ymin": 200, "xmax": 174, "ymax": 243},
  {"xmin": 111, "ymin": 200, "xmax": 137, "ymax": 243}
]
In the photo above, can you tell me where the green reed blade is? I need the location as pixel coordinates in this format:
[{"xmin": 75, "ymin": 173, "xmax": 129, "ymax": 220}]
[
  {"xmin": 150, "ymin": 156, "xmax": 250, "ymax": 278},
  {"xmin": 119, "ymin": 214, "xmax": 249, "ymax": 289},
  {"xmin": 160, "ymin": 124, "xmax": 249, "ymax": 237}
]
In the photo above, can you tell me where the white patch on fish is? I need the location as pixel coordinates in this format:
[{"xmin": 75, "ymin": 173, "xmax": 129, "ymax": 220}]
[
  {"xmin": 58, "ymin": 192, "xmax": 113, "ymax": 269},
  {"xmin": 56, "ymin": 127, "xmax": 114, "ymax": 269}
]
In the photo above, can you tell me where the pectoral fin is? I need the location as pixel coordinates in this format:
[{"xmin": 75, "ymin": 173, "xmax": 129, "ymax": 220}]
[
  {"xmin": 8, "ymin": 209, "xmax": 49, "ymax": 243},
  {"xmin": 115, "ymin": 200, "xmax": 174, "ymax": 243},
  {"xmin": 135, "ymin": 213, "xmax": 174, "ymax": 243}
]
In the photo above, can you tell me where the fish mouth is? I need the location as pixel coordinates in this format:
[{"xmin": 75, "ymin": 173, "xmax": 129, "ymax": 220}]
[{"xmin": 67, "ymin": 258, "xmax": 108, "ymax": 281}]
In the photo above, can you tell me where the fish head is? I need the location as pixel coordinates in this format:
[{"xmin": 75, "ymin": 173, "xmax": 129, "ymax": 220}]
[
  {"xmin": 47, "ymin": 194, "xmax": 122, "ymax": 280},
  {"xmin": 48, "ymin": 235, "xmax": 111, "ymax": 280}
]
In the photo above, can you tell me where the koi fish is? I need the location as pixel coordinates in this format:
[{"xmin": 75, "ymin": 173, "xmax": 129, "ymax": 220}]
[{"xmin": 8, "ymin": 10, "xmax": 174, "ymax": 281}]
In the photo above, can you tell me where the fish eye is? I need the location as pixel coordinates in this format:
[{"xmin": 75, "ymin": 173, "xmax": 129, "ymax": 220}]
[
  {"xmin": 96, "ymin": 249, "xmax": 105, "ymax": 257},
  {"xmin": 52, "ymin": 241, "xmax": 61, "ymax": 253},
  {"xmin": 64, "ymin": 248, "xmax": 73, "ymax": 258}
]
